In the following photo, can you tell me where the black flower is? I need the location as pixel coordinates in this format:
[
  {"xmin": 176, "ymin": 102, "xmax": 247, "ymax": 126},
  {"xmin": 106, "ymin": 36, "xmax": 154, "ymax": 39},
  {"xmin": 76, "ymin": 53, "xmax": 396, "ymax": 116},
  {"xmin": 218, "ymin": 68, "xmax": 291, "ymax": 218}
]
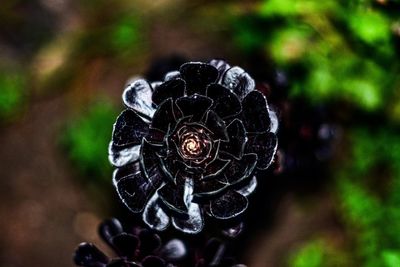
[
  {"xmin": 73, "ymin": 218, "xmax": 247, "ymax": 267},
  {"xmin": 73, "ymin": 218, "xmax": 185, "ymax": 267},
  {"xmin": 109, "ymin": 60, "xmax": 278, "ymax": 234}
]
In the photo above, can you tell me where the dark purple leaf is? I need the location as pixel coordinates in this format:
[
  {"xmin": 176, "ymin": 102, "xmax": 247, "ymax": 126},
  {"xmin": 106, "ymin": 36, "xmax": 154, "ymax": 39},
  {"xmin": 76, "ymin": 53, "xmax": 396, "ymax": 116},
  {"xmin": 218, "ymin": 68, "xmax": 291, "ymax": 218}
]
[
  {"xmin": 171, "ymin": 190, "xmax": 204, "ymax": 234},
  {"xmin": 222, "ymin": 222, "xmax": 244, "ymax": 238},
  {"xmin": 142, "ymin": 256, "xmax": 166, "ymax": 267},
  {"xmin": 202, "ymin": 158, "xmax": 231, "ymax": 180},
  {"xmin": 73, "ymin": 243, "xmax": 109, "ymax": 267},
  {"xmin": 221, "ymin": 66, "xmax": 255, "ymax": 100},
  {"xmin": 99, "ymin": 218, "xmax": 124, "ymax": 248},
  {"xmin": 246, "ymin": 132, "xmax": 277, "ymax": 170},
  {"xmin": 204, "ymin": 110, "xmax": 228, "ymax": 141},
  {"xmin": 194, "ymin": 175, "xmax": 229, "ymax": 198},
  {"xmin": 112, "ymin": 162, "xmax": 141, "ymax": 183},
  {"xmin": 112, "ymin": 110, "xmax": 149, "ymax": 148},
  {"xmin": 203, "ymin": 238, "xmax": 223, "ymax": 265},
  {"xmin": 152, "ymin": 79, "xmax": 185, "ymax": 106},
  {"xmin": 159, "ymin": 239, "xmax": 187, "ymax": 261},
  {"xmin": 158, "ymin": 154, "xmax": 181, "ymax": 183},
  {"xmin": 209, "ymin": 59, "xmax": 231, "ymax": 82},
  {"xmin": 106, "ymin": 259, "xmax": 140, "ymax": 267},
  {"xmin": 138, "ymin": 229, "xmax": 162, "ymax": 256},
  {"xmin": 206, "ymin": 83, "xmax": 241, "ymax": 119},
  {"xmin": 209, "ymin": 191, "xmax": 248, "ymax": 220},
  {"xmin": 164, "ymin": 70, "xmax": 181, "ymax": 81},
  {"xmin": 233, "ymin": 72, "xmax": 255, "ymax": 100},
  {"xmin": 139, "ymin": 139, "xmax": 165, "ymax": 183},
  {"xmin": 158, "ymin": 177, "xmax": 187, "ymax": 214},
  {"xmin": 241, "ymin": 90, "xmax": 271, "ymax": 133},
  {"xmin": 180, "ymin": 62, "xmax": 218, "ymax": 95},
  {"xmin": 122, "ymin": 79, "xmax": 155, "ymax": 120},
  {"xmin": 220, "ymin": 119, "xmax": 247, "ymax": 159},
  {"xmin": 223, "ymin": 154, "xmax": 257, "ymax": 185},
  {"xmin": 151, "ymin": 98, "xmax": 177, "ymax": 133},
  {"xmin": 236, "ymin": 176, "xmax": 257, "ymax": 197},
  {"xmin": 111, "ymin": 233, "xmax": 139, "ymax": 259},
  {"xmin": 108, "ymin": 144, "xmax": 140, "ymax": 168},
  {"xmin": 142, "ymin": 193, "xmax": 170, "ymax": 232},
  {"xmin": 175, "ymin": 95, "xmax": 213, "ymax": 121},
  {"xmin": 113, "ymin": 164, "xmax": 159, "ymax": 213}
]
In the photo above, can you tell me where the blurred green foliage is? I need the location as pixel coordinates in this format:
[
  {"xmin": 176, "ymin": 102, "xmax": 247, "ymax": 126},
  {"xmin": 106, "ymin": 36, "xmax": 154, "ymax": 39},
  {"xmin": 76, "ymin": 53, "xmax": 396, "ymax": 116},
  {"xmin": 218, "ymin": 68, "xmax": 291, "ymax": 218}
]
[
  {"xmin": 289, "ymin": 239, "xmax": 348, "ymax": 267},
  {"xmin": 0, "ymin": 69, "xmax": 26, "ymax": 121},
  {"xmin": 75, "ymin": 10, "xmax": 144, "ymax": 63},
  {"xmin": 289, "ymin": 129, "xmax": 400, "ymax": 266},
  {"xmin": 60, "ymin": 99, "xmax": 119, "ymax": 183},
  {"xmin": 289, "ymin": 240, "xmax": 324, "ymax": 267},
  {"xmin": 234, "ymin": 0, "xmax": 400, "ymax": 111},
  {"xmin": 237, "ymin": 0, "xmax": 400, "ymax": 266},
  {"xmin": 110, "ymin": 16, "xmax": 140, "ymax": 52},
  {"xmin": 337, "ymin": 130, "xmax": 400, "ymax": 266}
]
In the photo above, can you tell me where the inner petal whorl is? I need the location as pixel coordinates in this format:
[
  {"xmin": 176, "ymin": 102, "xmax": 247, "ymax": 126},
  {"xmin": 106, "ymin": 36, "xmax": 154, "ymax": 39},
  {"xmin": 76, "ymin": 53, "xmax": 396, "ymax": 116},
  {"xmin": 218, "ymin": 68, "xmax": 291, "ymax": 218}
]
[{"xmin": 175, "ymin": 126, "xmax": 212, "ymax": 164}]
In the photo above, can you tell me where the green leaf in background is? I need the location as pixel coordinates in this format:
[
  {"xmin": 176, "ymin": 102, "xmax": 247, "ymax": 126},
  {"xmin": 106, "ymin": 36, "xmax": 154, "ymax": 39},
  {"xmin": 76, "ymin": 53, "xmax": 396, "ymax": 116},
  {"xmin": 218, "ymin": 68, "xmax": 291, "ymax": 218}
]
[
  {"xmin": 330, "ymin": 129, "xmax": 400, "ymax": 266},
  {"xmin": 382, "ymin": 250, "xmax": 400, "ymax": 267},
  {"xmin": 288, "ymin": 239, "xmax": 349, "ymax": 267},
  {"xmin": 348, "ymin": 10, "xmax": 391, "ymax": 46},
  {"xmin": 259, "ymin": 0, "xmax": 337, "ymax": 17},
  {"xmin": 289, "ymin": 240, "xmax": 324, "ymax": 267},
  {"xmin": 0, "ymin": 70, "xmax": 26, "ymax": 121},
  {"xmin": 235, "ymin": 0, "xmax": 398, "ymax": 112},
  {"xmin": 110, "ymin": 16, "xmax": 140, "ymax": 52},
  {"xmin": 61, "ymin": 99, "xmax": 119, "ymax": 183}
]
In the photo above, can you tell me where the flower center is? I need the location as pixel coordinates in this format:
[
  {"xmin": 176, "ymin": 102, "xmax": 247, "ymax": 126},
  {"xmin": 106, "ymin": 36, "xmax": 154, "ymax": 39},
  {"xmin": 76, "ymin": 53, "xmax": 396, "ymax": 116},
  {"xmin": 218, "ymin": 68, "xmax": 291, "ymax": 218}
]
[
  {"xmin": 175, "ymin": 125, "xmax": 212, "ymax": 163},
  {"xmin": 181, "ymin": 132, "xmax": 203, "ymax": 157}
]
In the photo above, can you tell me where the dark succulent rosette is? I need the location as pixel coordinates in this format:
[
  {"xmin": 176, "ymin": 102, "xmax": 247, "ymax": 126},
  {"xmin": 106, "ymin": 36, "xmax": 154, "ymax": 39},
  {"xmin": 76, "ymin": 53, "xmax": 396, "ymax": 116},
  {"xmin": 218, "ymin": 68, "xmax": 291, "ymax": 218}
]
[
  {"xmin": 73, "ymin": 218, "xmax": 246, "ymax": 267},
  {"xmin": 74, "ymin": 218, "xmax": 174, "ymax": 267},
  {"xmin": 109, "ymin": 60, "xmax": 278, "ymax": 234},
  {"xmin": 195, "ymin": 238, "xmax": 246, "ymax": 267}
]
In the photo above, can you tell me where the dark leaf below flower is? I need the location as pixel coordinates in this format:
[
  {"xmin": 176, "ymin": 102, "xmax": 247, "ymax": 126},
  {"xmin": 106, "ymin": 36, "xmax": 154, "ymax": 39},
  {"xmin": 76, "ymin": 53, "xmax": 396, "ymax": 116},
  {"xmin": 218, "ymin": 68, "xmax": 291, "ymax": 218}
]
[
  {"xmin": 74, "ymin": 243, "xmax": 109, "ymax": 267},
  {"xmin": 111, "ymin": 233, "xmax": 139, "ymax": 260},
  {"xmin": 141, "ymin": 256, "xmax": 166, "ymax": 267},
  {"xmin": 99, "ymin": 218, "xmax": 124, "ymax": 249},
  {"xmin": 138, "ymin": 229, "xmax": 162, "ymax": 256},
  {"xmin": 106, "ymin": 259, "xmax": 140, "ymax": 267}
]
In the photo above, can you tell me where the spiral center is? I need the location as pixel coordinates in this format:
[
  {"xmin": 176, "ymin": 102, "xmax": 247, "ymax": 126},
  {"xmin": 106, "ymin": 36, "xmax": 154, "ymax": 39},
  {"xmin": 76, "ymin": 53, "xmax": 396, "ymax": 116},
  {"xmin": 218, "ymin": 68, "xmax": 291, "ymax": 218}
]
[
  {"xmin": 174, "ymin": 125, "xmax": 212, "ymax": 163},
  {"xmin": 181, "ymin": 133, "xmax": 203, "ymax": 157}
]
